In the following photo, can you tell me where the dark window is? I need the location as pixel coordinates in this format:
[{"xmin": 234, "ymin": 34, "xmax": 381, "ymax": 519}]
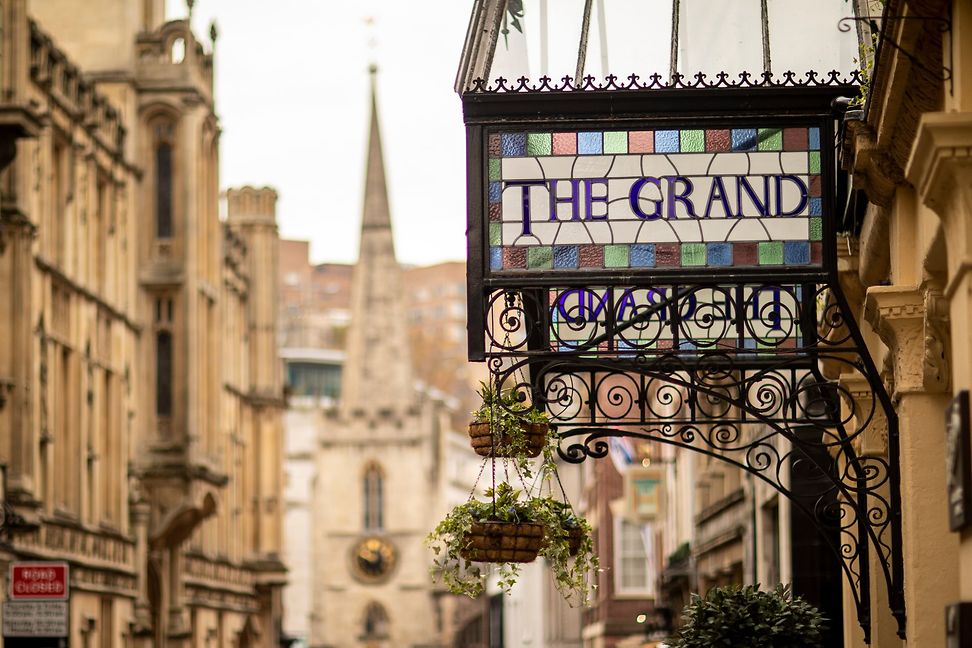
[
  {"xmin": 156, "ymin": 143, "xmax": 173, "ymax": 238},
  {"xmin": 362, "ymin": 602, "xmax": 388, "ymax": 639},
  {"xmin": 156, "ymin": 331, "xmax": 172, "ymax": 416},
  {"xmin": 363, "ymin": 464, "xmax": 383, "ymax": 531}
]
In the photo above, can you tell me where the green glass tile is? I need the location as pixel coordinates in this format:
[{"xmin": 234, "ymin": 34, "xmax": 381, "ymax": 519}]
[
  {"xmin": 488, "ymin": 158, "xmax": 501, "ymax": 181},
  {"xmin": 809, "ymin": 151, "xmax": 821, "ymax": 174},
  {"xmin": 758, "ymin": 241, "xmax": 784, "ymax": 265},
  {"xmin": 527, "ymin": 246, "xmax": 553, "ymax": 269},
  {"xmin": 604, "ymin": 244, "xmax": 629, "ymax": 267},
  {"xmin": 757, "ymin": 128, "xmax": 783, "ymax": 151},
  {"xmin": 680, "ymin": 130, "xmax": 705, "ymax": 153},
  {"xmin": 809, "ymin": 217, "xmax": 823, "ymax": 241},
  {"xmin": 603, "ymin": 132, "xmax": 628, "ymax": 154},
  {"xmin": 681, "ymin": 243, "xmax": 706, "ymax": 266},
  {"xmin": 527, "ymin": 133, "xmax": 552, "ymax": 156},
  {"xmin": 489, "ymin": 223, "xmax": 501, "ymax": 246}
]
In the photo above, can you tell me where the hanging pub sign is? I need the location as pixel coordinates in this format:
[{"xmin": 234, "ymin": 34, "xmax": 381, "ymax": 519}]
[{"xmin": 946, "ymin": 390, "xmax": 972, "ymax": 532}]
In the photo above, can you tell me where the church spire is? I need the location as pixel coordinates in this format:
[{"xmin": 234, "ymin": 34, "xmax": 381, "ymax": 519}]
[{"xmin": 339, "ymin": 68, "xmax": 414, "ymax": 417}]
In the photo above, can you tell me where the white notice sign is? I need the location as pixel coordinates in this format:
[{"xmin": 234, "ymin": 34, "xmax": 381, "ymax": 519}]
[{"xmin": 2, "ymin": 600, "xmax": 69, "ymax": 637}]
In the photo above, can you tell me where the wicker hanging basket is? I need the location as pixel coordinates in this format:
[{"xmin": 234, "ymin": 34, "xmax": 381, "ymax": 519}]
[
  {"xmin": 459, "ymin": 521, "xmax": 545, "ymax": 563},
  {"xmin": 467, "ymin": 421, "xmax": 548, "ymax": 458},
  {"xmin": 566, "ymin": 527, "xmax": 584, "ymax": 556}
]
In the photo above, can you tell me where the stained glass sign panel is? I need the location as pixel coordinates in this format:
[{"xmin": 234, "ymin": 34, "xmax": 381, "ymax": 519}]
[{"xmin": 486, "ymin": 126, "xmax": 824, "ymax": 273}]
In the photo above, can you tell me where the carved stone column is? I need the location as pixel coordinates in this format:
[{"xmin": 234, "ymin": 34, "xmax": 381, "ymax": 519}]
[{"xmin": 865, "ymin": 284, "xmax": 958, "ymax": 648}]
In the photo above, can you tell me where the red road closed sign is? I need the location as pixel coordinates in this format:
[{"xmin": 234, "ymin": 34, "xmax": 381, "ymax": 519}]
[{"xmin": 9, "ymin": 563, "xmax": 69, "ymax": 600}]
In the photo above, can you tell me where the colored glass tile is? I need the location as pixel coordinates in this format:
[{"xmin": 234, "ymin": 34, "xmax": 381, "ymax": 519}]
[
  {"xmin": 488, "ymin": 158, "xmax": 501, "ymax": 181},
  {"xmin": 578, "ymin": 132, "xmax": 603, "ymax": 154},
  {"xmin": 579, "ymin": 244, "xmax": 604, "ymax": 268},
  {"xmin": 758, "ymin": 241, "xmax": 784, "ymax": 265},
  {"xmin": 808, "ymin": 127, "xmax": 821, "ymax": 150},
  {"xmin": 488, "ymin": 203, "xmax": 501, "ymax": 221},
  {"xmin": 490, "ymin": 247, "xmax": 502, "ymax": 270},
  {"xmin": 809, "ymin": 175, "xmax": 822, "ymax": 196},
  {"xmin": 488, "ymin": 223, "xmax": 501, "ymax": 246},
  {"xmin": 808, "ymin": 151, "xmax": 821, "ymax": 174},
  {"xmin": 783, "ymin": 128, "xmax": 808, "ymax": 151},
  {"xmin": 630, "ymin": 244, "xmax": 656, "ymax": 267},
  {"xmin": 731, "ymin": 129, "xmax": 758, "ymax": 151},
  {"xmin": 488, "ymin": 181, "xmax": 502, "ymax": 203},
  {"xmin": 604, "ymin": 244, "xmax": 629, "ymax": 267},
  {"xmin": 655, "ymin": 130, "xmax": 680, "ymax": 153},
  {"xmin": 809, "ymin": 197, "xmax": 822, "ymax": 216},
  {"xmin": 553, "ymin": 132, "xmax": 577, "ymax": 155},
  {"xmin": 706, "ymin": 242, "xmax": 733, "ymax": 266},
  {"xmin": 655, "ymin": 243, "xmax": 681, "ymax": 267},
  {"xmin": 757, "ymin": 128, "xmax": 783, "ymax": 151},
  {"xmin": 811, "ymin": 241, "xmax": 823, "ymax": 264},
  {"xmin": 705, "ymin": 129, "xmax": 731, "ymax": 152},
  {"xmin": 809, "ymin": 217, "xmax": 823, "ymax": 241},
  {"xmin": 604, "ymin": 132, "xmax": 628, "ymax": 154},
  {"xmin": 528, "ymin": 246, "xmax": 553, "ymax": 269},
  {"xmin": 734, "ymin": 242, "xmax": 759, "ymax": 265},
  {"xmin": 629, "ymin": 131, "xmax": 654, "ymax": 153},
  {"xmin": 681, "ymin": 243, "xmax": 706, "ymax": 266},
  {"xmin": 657, "ymin": 339, "xmax": 674, "ymax": 350},
  {"xmin": 502, "ymin": 247, "xmax": 526, "ymax": 269},
  {"xmin": 527, "ymin": 133, "xmax": 552, "ymax": 156},
  {"xmin": 680, "ymin": 130, "xmax": 705, "ymax": 153},
  {"xmin": 501, "ymin": 133, "xmax": 527, "ymax": 157},
  {"xmin": 553, "ymin": 245, "xmax": 579, "ymax": 269},
  {"xmin": 488, "ymin": 133, "xmax": 501, "ymax": 156},
  {"xmin": 783, "ymin": 241, "xmax": 810, "ymax": 265}
]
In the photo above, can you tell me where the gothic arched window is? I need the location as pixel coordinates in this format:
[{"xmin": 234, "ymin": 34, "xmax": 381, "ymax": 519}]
[
  {"xmin": 153, "ymin": 122, "xmax": 175, "ymax": 239},
  {"xmin": 363, "ymin": 462, "xmax": 384, "ymax": 531},
  {"xmin": 362, "ymin": 602, "xmax": 389, "ymax": 640}
]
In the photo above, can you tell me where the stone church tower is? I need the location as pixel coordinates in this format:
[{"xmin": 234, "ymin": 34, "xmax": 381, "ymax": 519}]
[{"xmin": 310, "ymin": 70, "xmax": 448, "ymax": 648}]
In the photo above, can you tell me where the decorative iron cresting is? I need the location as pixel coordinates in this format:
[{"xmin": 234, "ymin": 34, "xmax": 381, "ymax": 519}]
[{"xmin": 463, "ymin": 80, "xmax": 903, "ymax": 643}]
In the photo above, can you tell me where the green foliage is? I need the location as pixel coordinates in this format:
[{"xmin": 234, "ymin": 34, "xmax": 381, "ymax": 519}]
[
  {"xmin": 472, "ymin": 382, "xmax": 554, "ymax": 478},
  {"xmin": 667, "ymin": 541, "xmax": 691, "ymax": 567},
  {"xmin": 425, "ymin": 483, "xmax": 598, "ymax": 604},
  {"xmin": 669, "ymin": 584, "xmax": 826, "ymax": 648}
]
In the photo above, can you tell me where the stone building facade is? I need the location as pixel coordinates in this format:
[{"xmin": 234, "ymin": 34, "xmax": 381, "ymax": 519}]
[{"xmin": 0, "ymin": 1, "xmax": 285, "ymax": 646}]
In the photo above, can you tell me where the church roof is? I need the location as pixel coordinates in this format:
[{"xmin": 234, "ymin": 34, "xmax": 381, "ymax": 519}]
[{"xmin": 339, "ymin": 67, "xmax": 416, "ymax": 417}]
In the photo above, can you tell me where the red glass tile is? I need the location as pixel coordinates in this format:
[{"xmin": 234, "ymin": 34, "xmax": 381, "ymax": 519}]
[
  {"xmin": 733, "ymin": 242, "xmax": 759, "ymax": 265},
  {"xmin": 811, "ymin": 241, "xmax": 823, "ymax": 265},
  {"xmin": 488, "ymin": 203, "xmax": 502, "ymax": 221},
  {"xmin": 629, "ymin": 131, "xmax": 654, "ymax": 153},
  {"xmin": 503, "ymin": 247, "xmax": 526, "ymax": 269},
  {"xmin": 655, "ymin": 243, "xmax": 681, "ymax": 267},
  {"xmin": 657, "ymin": 339, "xmax": 674, "ymax": 349},
  {"xmin": 553, "ymin": 133, "xmax": 577, "ymax": 155},
  {"xmin": 777, "ymin": 338, "xmax": 797, "ymax": 349},
  {"xmin": 783, "ymin": 128, "xmax": 808, "ymax": 151},
  {"xmin": 809, "ymin": 175, "xmax": 822, "ymax": 197},
  {"xmin": 705, "ymin": 129, "xmax": 731, "ymax": 152},
  {"xmin": 488, "ymin": 134, "xmax": 501, "ymax": 156},
  {"xmin": 578, "ymin": 245, "xmax": 603, "ymax": 268}
]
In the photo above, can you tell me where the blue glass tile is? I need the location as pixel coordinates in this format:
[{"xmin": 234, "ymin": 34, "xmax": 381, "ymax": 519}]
[
  {"xmin": 706, "ymin": 242, "xmax": 733, "ymax": 266},
  {"xmin": 501, "ymin": 133, "xmax": 527, "ymax": 157},
  {"xmin": 630, "ymin": 244, "xmax": 656, "ymax": 267},
  {"xmin": 731, "ymin": 129, "xmax": 758, "ymax": 151},
  {"xmin": 490, "ymin": 247, "xmax": 502, "ymax": 270},
  {"xmin": 808, "ymin": 128, "xmax": 820, "ymax": 150},
  {"xmin": 488, "ymin": 181, "xmax": 502, "ymax": 203},
  {"xmin": 743, "ymin": 338, "xmax": 759, "ymax": 350},
  {"xmin": 578, "ymin": 132, "xmax": 603, "ymax": 154},
  {"xmin": 784, "ymin": 241, "xmax": 810, "ymax": 265},
  {"xmin": 809, "ymin": 197, "xmax": 822, "ymax": 216},
  {"xmin": 678, "ymin": 340, "xmax": 697, "ymax": 351},
  {"xmin": 655, "ymin": 130, "xmax": 680, "ymax": 153},
  {"xmin": 553, "ymin": 245, "xmax": 579, "ymax": 269}
]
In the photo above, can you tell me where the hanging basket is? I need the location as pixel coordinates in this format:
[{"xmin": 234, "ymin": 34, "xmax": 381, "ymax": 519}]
[
  {"xmin": 459, "ymin": 521, "xmax": 545, "ymax": 563},
  {"xmin": 468, "ymin": 421, "xmax": 548, "ymax": 458},
  {"xmin": 566, "ymin": 527, "xmax": 584, "ymax": 556}
]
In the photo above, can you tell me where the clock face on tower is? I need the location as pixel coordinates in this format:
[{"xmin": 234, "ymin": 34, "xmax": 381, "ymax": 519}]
[{"xmin": 350, "ymin": 536, "xmax": 398, "ymax": 583}]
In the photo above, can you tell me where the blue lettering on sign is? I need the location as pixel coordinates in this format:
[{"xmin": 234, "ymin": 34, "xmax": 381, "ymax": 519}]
[
  {"xmin": 556, "ymin": 288, "xmax": 609, "ymax": 324},
  {"xmin": 506, "ymin": 174, "xmax": 811, "ymax": 237}
]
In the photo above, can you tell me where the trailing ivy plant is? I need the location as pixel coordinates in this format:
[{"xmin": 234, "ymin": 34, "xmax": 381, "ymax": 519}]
[
  {"xmin": 538, "ymin": 500, "xmax": 598, "ymax": 607},
  {"xmin": 668, "ymin": 584, "xmax": 826, "ymax": 648},
  {"xmin": 471, "ymin": 382, "xmax": 554, "ymax": 479}
]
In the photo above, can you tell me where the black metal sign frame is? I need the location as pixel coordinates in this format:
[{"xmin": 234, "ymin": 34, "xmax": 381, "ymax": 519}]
[{"xmin": 462, "ymin": 74, "xmax": 903, "ymax": 643}]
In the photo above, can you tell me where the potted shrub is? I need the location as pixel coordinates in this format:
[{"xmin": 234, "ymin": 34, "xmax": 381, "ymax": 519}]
[
  {"xmin": 426, "ymin": 484, "xmax": 598, "ymax": 605},
  {"xmin": 468, "ymin": 383, "xmax": 552, "ymax": 461},
  {"xmin": 668, "ymin": 584, "xmax": 825, "ymax": 648}
]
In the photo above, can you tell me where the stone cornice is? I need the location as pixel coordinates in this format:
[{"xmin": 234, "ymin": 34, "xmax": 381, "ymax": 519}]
[{"xmin": 907, "ymin": 112, "xmax": 972, "ymax": 216}]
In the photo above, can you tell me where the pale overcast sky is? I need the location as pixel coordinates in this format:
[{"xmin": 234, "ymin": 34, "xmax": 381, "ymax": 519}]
[{"xmin": 165, "ymin": 0, "xmax": 471, "ymax": 266}]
